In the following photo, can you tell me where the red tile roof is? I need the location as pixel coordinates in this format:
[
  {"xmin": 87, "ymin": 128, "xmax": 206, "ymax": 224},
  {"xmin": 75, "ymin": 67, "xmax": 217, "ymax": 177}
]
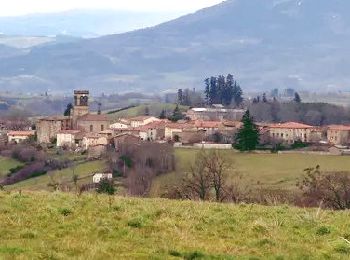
[
  {"xmin": 77, "ymin": 114, "xmax": 109, "ymax": 122},
  {"xmin": 7, "ymin": 131, "xmax": 35, "ymax": 136},
  {"xmin": 58, "ymin": 130, "xmax": 81, "ymax": 134},
  {"xmin": 328, "ymin": 125, "xmax": 350, "ymax": 131},
  {"xmin": 195, "ymin": 120, "xmax": 222, "ymax": 128},
  {"xmin": 268, "ymin": 122, "xmax": 313, "ymax": 129}
]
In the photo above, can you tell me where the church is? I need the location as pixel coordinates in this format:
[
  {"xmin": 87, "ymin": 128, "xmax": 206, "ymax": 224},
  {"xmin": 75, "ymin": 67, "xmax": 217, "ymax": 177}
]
[{"xmin": 36, "ymin": 90, "xmax": 111, "ymax": 144}]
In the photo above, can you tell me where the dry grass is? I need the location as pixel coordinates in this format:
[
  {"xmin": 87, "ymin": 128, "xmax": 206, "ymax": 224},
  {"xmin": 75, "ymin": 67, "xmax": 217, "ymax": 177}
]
[{"xmin": 0, "ymin": 191, "xmax": 350, "ymax": 259}]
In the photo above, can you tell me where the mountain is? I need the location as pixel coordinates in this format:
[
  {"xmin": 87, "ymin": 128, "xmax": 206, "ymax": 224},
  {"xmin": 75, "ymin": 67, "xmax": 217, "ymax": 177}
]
[
  {"xmin": 0, "ymin": 10, "xmax": 185, "ymax": 37},
  {"xmin": 1, "ymin": 0, "xmax": 350, "ymax": 94}
]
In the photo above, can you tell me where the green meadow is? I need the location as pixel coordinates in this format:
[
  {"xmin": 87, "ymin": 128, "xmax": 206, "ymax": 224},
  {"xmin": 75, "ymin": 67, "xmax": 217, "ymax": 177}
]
[{"xmin": 0, "ymin": 192, "xmax": 350, "ymax": 259}]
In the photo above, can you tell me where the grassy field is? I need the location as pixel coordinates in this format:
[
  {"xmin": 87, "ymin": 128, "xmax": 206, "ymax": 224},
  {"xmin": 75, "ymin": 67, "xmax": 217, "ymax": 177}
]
[
  {"xmin": 151, "ymin": 149, "xmax": 350, "ymax": 196},
  {"xmin": 107, "ymin": 103, "xmax": 189, "ymax": 121},
  {"xmin": 0, "ymin": 192, "xmax": 350, "ymax": 259},
  {"xmin": 0, "ymin": 156, "xmax": 23, "ymax": 178},
  {"xmin": 7, "ymin": 160, "xmax": 107, "ymax": 191}
]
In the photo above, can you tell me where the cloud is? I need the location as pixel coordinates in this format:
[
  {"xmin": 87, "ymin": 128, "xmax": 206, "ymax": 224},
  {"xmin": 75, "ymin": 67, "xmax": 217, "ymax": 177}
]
[{"xmin": 0, "ymin": 0, "xmax": 223, "ymax": 16}]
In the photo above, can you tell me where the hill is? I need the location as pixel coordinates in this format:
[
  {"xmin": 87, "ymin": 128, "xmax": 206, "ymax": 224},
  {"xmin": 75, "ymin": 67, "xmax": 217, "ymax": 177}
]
[
  {"xmin": 1, "ymin": 0, "xmax": 350, "ymax": 93},
  {"xmin": 1, "ymin": 192, "xmax": 350, "ymax": 259},
  {"xmin": 151, "ymin": 149, "xmax": 350, "ymax": 196}
]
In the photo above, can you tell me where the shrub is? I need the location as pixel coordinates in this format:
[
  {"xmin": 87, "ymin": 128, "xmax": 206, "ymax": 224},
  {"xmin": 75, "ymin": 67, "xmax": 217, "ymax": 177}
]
[{"xmin": 58, "ymin": 208, "xmax": 73, "ymax": 216}]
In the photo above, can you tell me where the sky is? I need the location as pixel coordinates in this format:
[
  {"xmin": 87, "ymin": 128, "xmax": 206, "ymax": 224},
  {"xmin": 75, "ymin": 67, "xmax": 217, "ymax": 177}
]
[{"xmin": 0, "ymin": 0, "xmax": 223, "ymax": 16}]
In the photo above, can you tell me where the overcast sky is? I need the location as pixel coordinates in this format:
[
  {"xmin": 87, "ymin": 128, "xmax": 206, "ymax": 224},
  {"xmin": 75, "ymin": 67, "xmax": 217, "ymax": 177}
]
[{"xmin": 0, "ymin": 0, "xmax": 223, "ymax": 16}]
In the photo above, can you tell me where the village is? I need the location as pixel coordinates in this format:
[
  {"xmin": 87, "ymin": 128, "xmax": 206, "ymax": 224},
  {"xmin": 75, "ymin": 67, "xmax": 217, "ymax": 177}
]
[{"xmin": 1, "ymin": 90, "xmax": 350, "ymax": 159}]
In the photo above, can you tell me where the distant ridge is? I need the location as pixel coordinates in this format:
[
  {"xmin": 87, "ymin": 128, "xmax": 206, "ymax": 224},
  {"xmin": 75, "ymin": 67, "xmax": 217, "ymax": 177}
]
[{"xmin": 0, "ymin": 0, "xmax": 350, "ymax": 93}]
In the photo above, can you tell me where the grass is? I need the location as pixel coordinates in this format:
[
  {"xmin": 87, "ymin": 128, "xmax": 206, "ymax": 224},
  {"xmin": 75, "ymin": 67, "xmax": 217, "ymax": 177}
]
[
  {"xmin": 107, "ymin": 103, "xmax": 189, "ymax": 120},
  {"xmin": 7, "ymin": 160, "xmax": 107, "ymax": 191},
  {"xmin": 151, "ymin": 149, "xmax": 350, "ymax": 196},
  {"xmin": 0, "ymin": 156, "xmax": 23, "ymax": 178},
  {"xmin": 0, "ymin": 191, "xmax": 350, "ymax": 259}
]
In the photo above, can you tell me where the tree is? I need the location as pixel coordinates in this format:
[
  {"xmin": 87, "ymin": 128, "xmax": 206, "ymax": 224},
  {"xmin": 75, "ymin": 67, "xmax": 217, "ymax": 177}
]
[
  {"xmin": 159, "ymin": 109, "xmax": 166, "ymax": 119},
  {"xmin": 232, "ymin": 81, "xmax": 243, "ymax": 107},
  {"xmin": 235, "ymin": 110, "xmax": 260, "ymax": 151},
  {"xmin": 169, "ymin": 104, "xmax": 183, "ymax": 122},
  {"xmin": 294, "ymin": 92, "xmax": 302, "ymax": 103},
  {"xmin": 64, "ymin": 103, "xmax": 73, "ymax": 116},
  {"xmin": 203, "ymin": 150, "xmax": 228, "ymax": 202},
  {"xmin": 262, "ymin": 93, "xmax": 267, "ymax": 103},
  {"xmin": 298, "ymin": 165, "xmax": 350, "ymax": 210},
  {"xmin": 97, "ymin": 178, "xmax": 116, "ymax": 208},
  {"xmin": 144, "ymin": 106, "xmax": 150, "ymax": 116},
  {"xmin": 182, "ymin": 151, "xmax": 212, "ymax": 200}
]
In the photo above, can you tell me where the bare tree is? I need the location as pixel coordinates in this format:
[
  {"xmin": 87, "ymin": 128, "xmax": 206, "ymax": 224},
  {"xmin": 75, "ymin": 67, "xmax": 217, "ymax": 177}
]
[
  {"xmin": 182, "ymin": 151, "xmax": 211, "ymax": 200},
  {"xmin": 298, "ymin": 165, "xmax": 350, "ymax": 210}
]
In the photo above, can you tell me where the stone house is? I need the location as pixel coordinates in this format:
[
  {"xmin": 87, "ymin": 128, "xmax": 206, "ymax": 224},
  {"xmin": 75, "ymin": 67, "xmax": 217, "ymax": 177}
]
[
  {"xmin": 82, "ymin": 133, "xmax": 109, "ymax": 150},
  {"xmin": 7, "ymin": 130, "xmax": 35, "ymax": 143},
  {"xmin": 110, "ymin": 121, "xmax": 129, "ymax": 130},
  {"xmin": 76, "ymin": 114, "xmax": 111, "ymax": 133},
  {"xmin": 56, "ymin": 130, "xmax": 82, "ymax": 148},
  {"xmin": 93, "ymin": 173, "xmax": 113, "ymax": 184},
  {"xmin": 137, "ymin": 121, "xmax": 168, "ymax": 141},
  {"xmin": 267, "ymin": 122, "xmax": 314, "ymax": 144},
  {"xmin": 114, "ymin": 133, "xmax": 140, "ymax": 151},
  {"xmin": 36, "ymin": 116, "xmax": 71, "ymax": 144},
  {"xmin": 129, "ymin": 116, "xmax": 160, "ymax": 128},
  {"xmin": 186, "ymin": 107, "xmax": 245, "ymax": 121},
  {"xmin": 165, "ymin": 122, "xmax": 195, "ymax": 141},
  {"xmin": 0, "ymin": 131, "xmax": 7, "ymax": 145},
  {"xmin": 327, "ymin": 125, "xmax": 350, "ymax": 145}
]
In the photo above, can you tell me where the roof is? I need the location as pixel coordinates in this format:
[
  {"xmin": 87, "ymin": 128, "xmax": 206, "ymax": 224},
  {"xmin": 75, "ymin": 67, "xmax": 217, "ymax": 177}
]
[
  {"xmin": 58, "ymin": 130, "xmax": 81, "ymax": 134},
  {"xmin": 114, "ymin": 133, "xmax": 140, "ymax": 139},
  {"xmin": 195, "ymin": 120, "xmax": 222, "ymax": 128},
  {"xmin": 129, "ymin": 116, "xmax": 159, "ymax": 122},
  {"xmin": 222, "ymin": 120, "xmax": 243, "ymax": 128},
  {"xmin": 138, "ymin": 121, "xmax": 168, "ymax": 131},
  {"xmin": 77, "ymin": 114, "xmax": 109, "ymax": 122},
  {"xmin": 268, "ymin": 122, "xmax": 314, "ymax": 129},
  {"xmin": 99, "ymin": 130, "xmax": 114, "ymax": 134},
  {"xmin": 165, "ymin": 122, "xmax": 195, "ymax": 130},
  {"xmin": 39, "ymin": 116, "xmax": 70, "ymax": 121},
  {"xmin": 328, "ymin": 125, "xmax": 350, "ymax": 131},
  {"xmin": 7, "ymin": 131, "xmax": 35, "ymax": 136}
]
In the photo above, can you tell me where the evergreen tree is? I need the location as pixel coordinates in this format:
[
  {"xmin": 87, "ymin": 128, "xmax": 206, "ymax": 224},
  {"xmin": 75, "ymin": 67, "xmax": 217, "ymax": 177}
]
[
  {"xmin": 144, "ymin": 106, "xmax": 150, "ymax": 116},
  {"xmin": 262, "ymin": 93, "xmax": 267, "ymax": 103},
  {"xmin": 209, "ymin": 76, "xmax": 218, "ymax": 104},
  {"xmin": 64, "ymin": 103, "xmax": 73, "ymax": 116},
  {"xmin": 204, "ymin": 78, "xmax": 211, "ymax": 105},
  {"xmin": 294, "ymin": 92, "xmax": 302, "ymax": 103},
  {"xmin": 235, "ymin": 110, "xmax": 260, "ymax": 151},
  {"xmin": 177, "ymin": 89, "xmax": 183, "ymax": 105},
  {"xmin": 159, "ymin": 109, "xmax": 166, "ymax": 119},
  {"xmin": 169, "ymin": 104, "xmax": 183, "ymax": 122},
  {"xmin": 232, "ymin": 82, "xmax": 243, "ymax": 107}
]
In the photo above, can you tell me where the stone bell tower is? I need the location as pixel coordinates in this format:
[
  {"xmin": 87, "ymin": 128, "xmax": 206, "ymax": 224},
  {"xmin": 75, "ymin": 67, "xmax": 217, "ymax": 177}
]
[{"xmin": 71, "ymin": 90, "xmax": 89, "ymax": 126}]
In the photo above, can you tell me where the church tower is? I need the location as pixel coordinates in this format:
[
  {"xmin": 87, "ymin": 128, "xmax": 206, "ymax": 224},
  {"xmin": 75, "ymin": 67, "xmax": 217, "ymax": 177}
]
[{"xmin": 71, "ymin": 90, "xmax": 89, "ymax": 126}]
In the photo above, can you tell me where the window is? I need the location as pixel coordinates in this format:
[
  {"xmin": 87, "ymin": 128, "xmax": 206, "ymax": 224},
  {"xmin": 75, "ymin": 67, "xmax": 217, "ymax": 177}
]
[
  {"xmin": 90, "ymin": 125, "xmax": 93, "ymax": 132},
  {"xmin": 101, "ymin": 125, "xmax": 104, "ymax": 131}
]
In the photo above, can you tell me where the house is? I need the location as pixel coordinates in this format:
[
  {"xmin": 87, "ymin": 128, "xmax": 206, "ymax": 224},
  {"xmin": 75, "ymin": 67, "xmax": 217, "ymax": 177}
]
[
  {"xmin": 267, "ymin": 122, "xmax": 314, "ymax": 144},
  {"xmin": 110, "ymin": 121, "xmax": 129, "ymax": 130},
  {"xmin": 92, "ymin": 173, "xmax": 113, "ymax": 184},
  {"xmin": 129, "ymin": 116, "xmax": 160, "ymax": 128},
  {"xmin": 186, "ymin": 107, "xmax": 245, "ymax": 121},
  {"xmin": 194, "ymin": 120, "xmax": 222, "ymax": 136},
  {"xmin": 137, "ymin": 121, "xmax": 168, "ymax": 141},
  {"xmin": 165, "ymin": 122, "xmax": 195, "ymax": 141},
  {"xmin": 36, "ymin": 116, "xmax": 71, "ymax": 144},
  {"xmin": 76, "ymin": 114, "xmax": 111, "ymax": 133},
  {"xmin": 56, "ymin": 130, "xmax": 82, "ymax": 148},
  {"xmin": 114, "ymin": 133, "xmax": 140, "ymax": 151},
  {"xmin": 7, "ymin": 130, "xmax": 35, "ymax": 143},
  {"xmin": 82, "ymin": 133, "xmax": 108, "ymax": 150},
  {"xmin": 327, "ymin": 125, "xmax": 350, "ymax": 145},
  {"xmin": 0, "ymin": 131, "xmax": 8, "ymax": 145}
]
